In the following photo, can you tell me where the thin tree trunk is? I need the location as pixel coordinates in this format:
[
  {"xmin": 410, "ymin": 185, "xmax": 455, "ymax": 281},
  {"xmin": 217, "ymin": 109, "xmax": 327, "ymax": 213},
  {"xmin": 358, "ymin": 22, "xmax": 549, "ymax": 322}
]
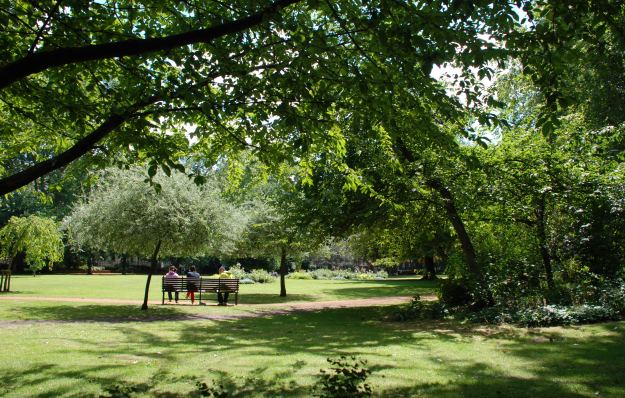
[
  {"xmin": 536, "ymin": 195, "xmax": 556, "ymax": 293},
  {"xmin": 279, "ymin": 246, "xmax": 287, "ymax": 297},
  {"xmin": 141, "ymin": 239, "xmax": 162, "ymax": 310}
]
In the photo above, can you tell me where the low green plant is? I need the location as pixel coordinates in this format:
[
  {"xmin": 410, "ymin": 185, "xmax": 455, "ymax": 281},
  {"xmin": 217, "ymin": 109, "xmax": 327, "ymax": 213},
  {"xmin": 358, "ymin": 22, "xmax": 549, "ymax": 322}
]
[
  {"xmin": 308, "ymin": 268, "xmax": 388, "ymax": 281},
  {"xmin": 227, "ymin": 263, "xmax": 247, "ymax": 279},
  {"xmin": 317, "ymin": 356, "xmax": 372, "ymax": 398},
  {"xmin": 288, "ymin": 271, "xmax": 313, "ymax": 280},
  {"xmin": 247, "ymin": 269, "xmax": 276, "ymax": 283},
  {"xmin": 196, "ymin": 381, "xmax": 228, "ymax": 398},
  {"xmin": 392, "ymin": 295, "xmax": 448, "ymax": 321},
  {"xmin": 99, "ymin": 383, "xmax": 142, "ymax": 398}
]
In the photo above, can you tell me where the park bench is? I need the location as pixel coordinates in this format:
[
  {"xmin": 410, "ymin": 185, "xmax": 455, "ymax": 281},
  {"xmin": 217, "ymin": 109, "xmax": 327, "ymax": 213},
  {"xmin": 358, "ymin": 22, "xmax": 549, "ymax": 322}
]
[{"xmin": 161, "ymin": 276, "xmax": 239, "ymax": 305}]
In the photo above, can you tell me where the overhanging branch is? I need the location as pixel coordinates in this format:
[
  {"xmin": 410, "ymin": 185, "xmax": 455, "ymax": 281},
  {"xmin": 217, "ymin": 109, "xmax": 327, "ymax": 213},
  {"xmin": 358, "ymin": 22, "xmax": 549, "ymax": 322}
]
[
  {"xmin": 0, "ymin": 0, "xmax": 302, "ymax": 90},
  {"xmin": 0, "ymin": 111, "xmax": 133, "ymax": 196}
]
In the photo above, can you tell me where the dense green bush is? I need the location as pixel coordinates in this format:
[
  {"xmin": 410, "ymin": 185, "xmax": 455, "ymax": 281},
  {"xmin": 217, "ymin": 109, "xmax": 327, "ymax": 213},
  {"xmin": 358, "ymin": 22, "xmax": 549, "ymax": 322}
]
[
  {"xmin": 217, "ymin": 264, "xmax": 275, "ymax": 283},
  {"xmin": 247, "ymin": 269, "xmax": 276, "ymax": 283},
  {"xmin": 307, "ymin": 269, "xmax": 388, "ymax": 281},
  {"xmin": 439, "ymin": 279, "xmax": 472, "ymax": 307},
  {"xmin": 227, "ymin": 263, "xmax": 247, "ymax": 279},
  {"xmin": 467, "ymin": 279, "xmax": 625, "ymax": 327}
]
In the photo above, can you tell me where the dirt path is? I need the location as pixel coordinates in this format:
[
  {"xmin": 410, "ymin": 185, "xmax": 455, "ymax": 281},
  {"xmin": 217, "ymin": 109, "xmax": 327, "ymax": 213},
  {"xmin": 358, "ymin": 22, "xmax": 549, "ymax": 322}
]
[
  {"xmin": 0, "ymin": 295, "xmax": 421, "ymax": 307},
  {"xmin": 0, "ymin": 295, "xmax": 436, "ymax": 325}
]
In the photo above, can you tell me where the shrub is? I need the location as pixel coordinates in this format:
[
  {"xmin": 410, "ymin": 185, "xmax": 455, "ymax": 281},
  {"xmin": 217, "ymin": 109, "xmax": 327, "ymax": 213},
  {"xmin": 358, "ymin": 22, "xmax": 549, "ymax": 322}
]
[
  {"xmin": 593, "ymin": 279, "xmax": 625, "ymax": 313},
  {"xmin": 309, "ymin": 268, "xmax": 388, "ymax": 281},
  {"xmin": 196, "ymin": 381, "xmax": 228, "ymax": 398},
  {"xmin": 288, "ymin": 271, "xmax": 313, "ymax": 280},
  {"xmin": 355, "ymin": 273, "xmax": 375, "ymax": 281},
  {"xmin": 240, "ymin": 278, "xmax": 255, "ymax": 284},
  {"xmin": 316, "ymin": 356, "xmax": 372, "ymax": 398},
  {"xmin": 392, "ymin": 295, "xmax": 448, "ymax": 322},
  {"xmin": 374, "ymin": 270, "xmax": 388, "ymax": 279},
  {"xmin": 227, "ymin": 263, "xmax": 247, "ymax": 279},
  {"xmin": 468, "ymin": 303, "xmax": 622, "ymax": 327},
  {"xmin": 310, "ymin": 268, "xmax": 336, "ymax": 280},
  {"xmin": 247, "ymin": 269, "xmax": 276, "ymax": 283},
  {"xmin": 439, "ymin": 278, "xmax": 472, "ymax": 307}
]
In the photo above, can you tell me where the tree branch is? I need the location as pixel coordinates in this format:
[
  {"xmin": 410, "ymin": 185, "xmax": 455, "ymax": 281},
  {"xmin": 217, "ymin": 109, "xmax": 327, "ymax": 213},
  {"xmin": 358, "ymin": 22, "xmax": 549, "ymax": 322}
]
[
  {"xmin": 0, "ymin": 112, "xmax": 134, "ymax": 196},
  {"xmin": 28, "ymin": 0, "xmax": 63, "ymax": 55},
  {"xmin": 0, "ymin": 0, "xmax": 303, "ymax": 90}
]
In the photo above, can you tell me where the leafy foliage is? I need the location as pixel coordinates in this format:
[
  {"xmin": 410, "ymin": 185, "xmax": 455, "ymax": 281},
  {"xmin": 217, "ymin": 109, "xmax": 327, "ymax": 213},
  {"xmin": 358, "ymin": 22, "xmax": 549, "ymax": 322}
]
[
  {"xmin": 196, "ymin": 381, "xmax": 228, "ymax": 398},
  {"xmin": 65, "ymin": 168, "xmax": 241, "ymax": 258},
  {"xmin": 303, "ymin": 269, "xmax": 387, "ymax": 281},
  {"xmin": 317, "ymin": 356, "xmax": 372, "ymax": 398},
  {"xmin": 0, "ymin": 214, "xmax": 63, "ymax": 274},
  {"xmin": 392, "ymin": 295, "xmax": 448, "ymax": 322}
]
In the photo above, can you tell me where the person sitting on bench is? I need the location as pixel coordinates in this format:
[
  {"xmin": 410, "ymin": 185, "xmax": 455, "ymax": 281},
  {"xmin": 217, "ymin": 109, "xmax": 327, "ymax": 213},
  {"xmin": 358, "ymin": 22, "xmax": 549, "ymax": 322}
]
[
  {"xmin": 185, "ymin": 266, "xmax": 200, "ymax": 304},
  {"xmin": 216, "ymin": 265, "xmax": 233, "ymax": 306},
  {"xmin": 164, "ymin": 266, "xmax": 180, "ymax": 303}
]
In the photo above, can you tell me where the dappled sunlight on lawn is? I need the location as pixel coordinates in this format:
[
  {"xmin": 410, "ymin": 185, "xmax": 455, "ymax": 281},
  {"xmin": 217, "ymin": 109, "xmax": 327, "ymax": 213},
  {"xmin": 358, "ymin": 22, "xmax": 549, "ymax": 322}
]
[
  {"xmin": 321, "ymin": 279, "xmax": 439, "ymax": 300},
  {"xmin": 1, "ymin": 294, "xmax": 623, "ymax": 397}
]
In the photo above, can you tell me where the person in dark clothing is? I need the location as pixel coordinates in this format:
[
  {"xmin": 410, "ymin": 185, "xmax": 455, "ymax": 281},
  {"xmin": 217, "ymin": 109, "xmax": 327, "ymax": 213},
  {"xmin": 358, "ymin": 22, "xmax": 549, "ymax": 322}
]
[{"xmin": 185, "ymin": 266, "xmax": 200, "ymax": 304}]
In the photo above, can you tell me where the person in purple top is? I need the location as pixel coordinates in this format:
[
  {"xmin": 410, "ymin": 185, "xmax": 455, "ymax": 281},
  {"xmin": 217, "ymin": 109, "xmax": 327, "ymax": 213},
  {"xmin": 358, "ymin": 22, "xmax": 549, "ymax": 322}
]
[{"xmin": 164, "ymin": 266, "xmax": 180, "ymax": 303}]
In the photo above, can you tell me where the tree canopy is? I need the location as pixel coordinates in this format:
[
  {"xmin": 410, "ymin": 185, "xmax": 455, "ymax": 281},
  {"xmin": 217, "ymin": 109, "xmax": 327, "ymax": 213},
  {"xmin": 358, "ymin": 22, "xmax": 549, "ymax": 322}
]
[
  {"xmin": 0, "ymin": 0, "xmax": 526, "ymax": 196},
  {"xmin": 0, "ymin": 214, "xmax": 64, "ymax": 275},
  {"xmin": 65, "ymin": 167, "xmax": 242, "ymax": 308}
]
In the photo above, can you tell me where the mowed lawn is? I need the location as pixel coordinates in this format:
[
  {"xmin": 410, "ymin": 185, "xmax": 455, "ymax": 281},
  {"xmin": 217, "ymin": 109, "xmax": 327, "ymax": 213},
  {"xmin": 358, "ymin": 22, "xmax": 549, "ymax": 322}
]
[
  {"xmin": 0, "ymin": 275, "xmax": 623, "ymax": 397},
  {"xmin": 4, "ymin": 274, "xmax": 436, "ymax": 303}
]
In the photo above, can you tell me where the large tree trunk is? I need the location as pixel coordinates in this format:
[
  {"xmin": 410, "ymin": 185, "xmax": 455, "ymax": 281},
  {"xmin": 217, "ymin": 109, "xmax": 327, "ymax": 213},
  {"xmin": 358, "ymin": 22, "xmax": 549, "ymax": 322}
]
[
  {"xmin": 426, "ymin": 178, "xmax": 494, "ymax": 306},
  {"xmin": 141, "ymin": 239, "xmax": 162, "ymax": 310},
  {"xmin": 279, "ymin": 246, "xmax": 287, "ymax": 297},
  {"xmin": 422, "ymin": 255, "xmax": 437, "ymax": 280},
  {"xmin": 536, "ymin": 195, "xmax": 556, "ymax": 294},
  {"xmin": 426, "ymin": 179, "xmax": 479, "ymax": 277}
]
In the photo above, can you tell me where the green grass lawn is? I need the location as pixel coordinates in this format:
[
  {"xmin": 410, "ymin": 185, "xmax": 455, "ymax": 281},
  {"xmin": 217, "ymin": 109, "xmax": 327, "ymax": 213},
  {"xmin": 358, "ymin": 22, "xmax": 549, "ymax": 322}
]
[
  {"xmin": 5, "ymin": 274, "xmax": 437, "ymax": 303},
  {"xmin": 0, "ymin": 275, "xmax": 623, "ymax": 397}
]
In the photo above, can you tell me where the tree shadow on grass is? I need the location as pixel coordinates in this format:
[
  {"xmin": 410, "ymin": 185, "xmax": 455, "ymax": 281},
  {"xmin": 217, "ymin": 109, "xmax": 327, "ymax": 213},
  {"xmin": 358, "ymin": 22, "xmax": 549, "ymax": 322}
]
[
  {"xmin": 1, "ymin": 290, "xmax": 39, "ymax": 295},
  {"xmin": 235, "ymin": 293, "xmax": 316, "ymax": 305},
  {"xmin": 378, "ymin": 321, "xmax": 625, "ymax": 398},
  {"xmin": 5, "ymin": 304, "xmax": 191, "ymax": 322},
  {"xmin": 322, "ymin": 279, "xmax": 439, "ymax": 300},
  {"xmin": 2, "ymin": 305, "xmax": 624, "ymax": 397}
]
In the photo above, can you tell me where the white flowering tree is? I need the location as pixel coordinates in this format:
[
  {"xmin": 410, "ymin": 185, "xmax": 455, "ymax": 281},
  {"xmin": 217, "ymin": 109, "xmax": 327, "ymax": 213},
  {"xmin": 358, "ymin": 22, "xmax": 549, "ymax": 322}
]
[{"xmin": 65, "ymin": 168, "xmax": 243, "ymax": 309}]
